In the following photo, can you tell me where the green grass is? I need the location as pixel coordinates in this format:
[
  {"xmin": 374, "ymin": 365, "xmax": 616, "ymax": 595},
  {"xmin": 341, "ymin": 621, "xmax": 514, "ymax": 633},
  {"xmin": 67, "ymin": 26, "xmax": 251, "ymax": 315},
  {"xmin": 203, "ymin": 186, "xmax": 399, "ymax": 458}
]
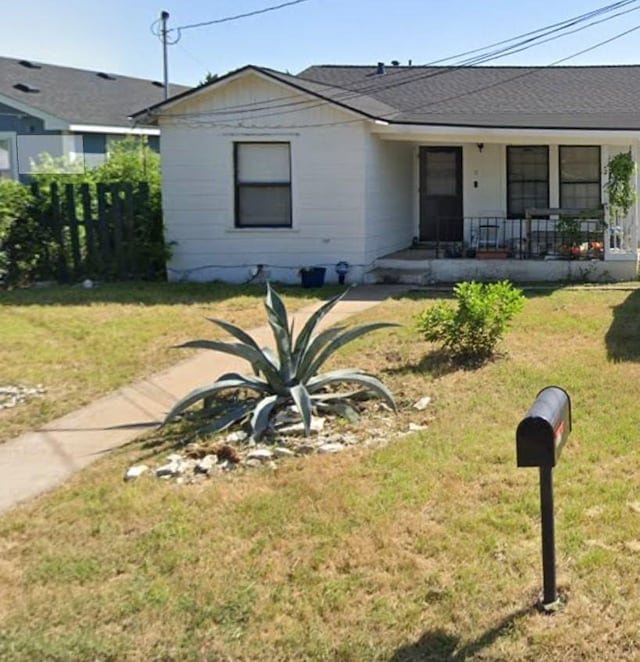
[
  {"xmin": 0, "ymin": 281, "xmax": 339, "ymax": 443},
  {"xmin": 2, "ymin": 284, "xmax": 640, "ymax": 660}
]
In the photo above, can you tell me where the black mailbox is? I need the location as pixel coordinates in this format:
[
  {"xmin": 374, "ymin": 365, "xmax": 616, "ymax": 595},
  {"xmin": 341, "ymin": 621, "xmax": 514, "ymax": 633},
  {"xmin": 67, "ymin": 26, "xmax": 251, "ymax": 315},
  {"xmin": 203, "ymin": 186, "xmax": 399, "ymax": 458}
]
[{"xmin": 516, "ymin": 386, "xmax": 571, "ymax": 467}]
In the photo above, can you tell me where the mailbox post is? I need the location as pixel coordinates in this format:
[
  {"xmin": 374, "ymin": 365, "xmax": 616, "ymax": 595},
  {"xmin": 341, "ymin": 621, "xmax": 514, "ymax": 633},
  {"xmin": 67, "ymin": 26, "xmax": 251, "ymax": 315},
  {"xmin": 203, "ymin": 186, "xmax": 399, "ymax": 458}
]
[{"xmin": 516, "ymin": 386, "xmax": 571, "ymax": 610}]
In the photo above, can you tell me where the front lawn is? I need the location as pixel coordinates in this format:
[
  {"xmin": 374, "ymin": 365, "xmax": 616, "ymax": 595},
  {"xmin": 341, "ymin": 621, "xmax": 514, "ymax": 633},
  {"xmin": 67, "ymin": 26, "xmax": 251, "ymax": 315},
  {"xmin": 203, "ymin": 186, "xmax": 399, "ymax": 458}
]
[
  {"xmin": 0, "ymin": 282, "xmax": 339, "ymax": 444},
  {"xmin": 2, "ymin": 284, "xmax": 640, "ymax": 660}
]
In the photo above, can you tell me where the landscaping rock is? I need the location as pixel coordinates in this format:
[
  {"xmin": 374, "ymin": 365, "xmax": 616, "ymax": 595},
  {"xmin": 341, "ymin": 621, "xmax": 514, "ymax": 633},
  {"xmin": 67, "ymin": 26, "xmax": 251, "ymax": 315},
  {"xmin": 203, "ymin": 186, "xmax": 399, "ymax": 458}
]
[
  {"xmin": 124, "ymin": 465, "xmax": 149, "ymax": 481},
  {"xmin": 226, "ymin": 430, "xmax": 248, "ymax": 443},
  {"xmin": 125, "ymin": 396, "xmax": 437, "ymax": 486},
  {"xmin": 0, "ymin": 384, "xmax": 46, "ymax": 411},
  {"xmin": 413, "ymin": 396, "xmax": 432, "ymax": 410},
  {"xmin": 273, "ymin": 447, "xmax": 295, "ymax": 458},
  {"xmin": 277, "ymin": 416, "xmax": 325, "ymax": 435},
  {"xmin": 318, "ymin": 442, "xmax": 345, "ymax": 454},
  {"xmin": 156, "ymin": 462, "xmax": 180, "ymax": 478},
  {"xmin": 194, "ymin": 455, "xmax": 218, "ymax": 474},
  {"xmin": 247, "ymin": 448, "xmax": 273, "ymax": 461}
]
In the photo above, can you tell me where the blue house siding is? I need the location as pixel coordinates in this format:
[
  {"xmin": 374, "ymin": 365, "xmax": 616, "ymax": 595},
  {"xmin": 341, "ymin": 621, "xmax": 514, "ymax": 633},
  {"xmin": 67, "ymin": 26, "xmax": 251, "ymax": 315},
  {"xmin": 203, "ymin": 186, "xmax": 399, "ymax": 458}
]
[{"xmin": 0, "ymin": 101, "xmax": 45, "ymax": 134}]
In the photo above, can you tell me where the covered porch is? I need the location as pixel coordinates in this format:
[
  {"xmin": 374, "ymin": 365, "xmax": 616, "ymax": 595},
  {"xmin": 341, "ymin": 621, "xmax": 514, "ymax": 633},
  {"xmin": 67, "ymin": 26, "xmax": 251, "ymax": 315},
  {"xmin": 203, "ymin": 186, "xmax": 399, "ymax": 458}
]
[{"xmin": 366, "ymin": 124, "xmax": 640, "ymax": 283}]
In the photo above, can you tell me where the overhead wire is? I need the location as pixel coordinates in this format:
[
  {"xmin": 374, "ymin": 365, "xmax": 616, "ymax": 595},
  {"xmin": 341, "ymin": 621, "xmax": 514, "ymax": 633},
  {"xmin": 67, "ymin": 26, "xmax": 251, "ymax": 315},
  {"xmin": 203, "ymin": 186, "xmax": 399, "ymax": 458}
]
[
  {"xmin": 170, "ymin": 0, "xmax": 312, "ymax": 41},
  {"xmin": 160, "ymin": 18, "xmax": 640, "ymax": 131},
  {"xmin": 157, "ymin": 0, "xmax": 640, "ymax": 123}
]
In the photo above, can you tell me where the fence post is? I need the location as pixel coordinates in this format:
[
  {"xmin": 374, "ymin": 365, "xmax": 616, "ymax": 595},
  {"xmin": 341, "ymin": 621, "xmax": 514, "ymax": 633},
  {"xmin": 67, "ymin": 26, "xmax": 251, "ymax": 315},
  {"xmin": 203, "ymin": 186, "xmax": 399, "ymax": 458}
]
[
  {"xmin": 64, "ymin": 184, "xmax": 82, "ymax": 278},
  {"xmin": 49, "ymin": 183, "xmax": 69, "ymax": 283},
  {"xmin": 96, "ymin": 183, "xmax": 112, "ymax": 280}
]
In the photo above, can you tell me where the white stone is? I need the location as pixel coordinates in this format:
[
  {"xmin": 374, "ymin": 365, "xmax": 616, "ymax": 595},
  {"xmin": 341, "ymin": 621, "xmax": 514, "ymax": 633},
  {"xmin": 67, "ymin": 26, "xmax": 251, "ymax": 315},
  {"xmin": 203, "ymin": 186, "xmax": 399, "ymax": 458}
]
[
  {"xmin": 413, "ymin": 396, "xmax": 432, "ymax": 410},
  {"xmin": 408, "ymin": 423, "xmax": 429, "ymax": 432},
  {"xmin": 273, "ymin": 447, "xmax": 295, "ymax": 458},
  {"xmin": 244, "ymin": 458, "xmax": 263, "ymax": 468},
  {"xmin": 194, "ymin": 455, "xmax": 218, "ymax": 474},
  {"xmin": 124, "ymin": 465, "xmax": 149, "ymax": 481},
  {"xmin": 318, "ymin": 443, "xmax": 345, "ymax": 454},
  {"xmin": 226, "ymin": 430, "xmax": 248, "ymax": 443},
  {"xmin": 278, "ymin": 416, "xmax": 325, "ymax": 435},
  {"xmin": 156, "ymin": 462, "xmax": 179, "ymax": 478},
  {"xmin": 247, "ymin": 448, "xmax": 273, "ymax": 461},
  {"xmin": 82, "ymin": 279, "xmax": 94, "ymax": 289}
]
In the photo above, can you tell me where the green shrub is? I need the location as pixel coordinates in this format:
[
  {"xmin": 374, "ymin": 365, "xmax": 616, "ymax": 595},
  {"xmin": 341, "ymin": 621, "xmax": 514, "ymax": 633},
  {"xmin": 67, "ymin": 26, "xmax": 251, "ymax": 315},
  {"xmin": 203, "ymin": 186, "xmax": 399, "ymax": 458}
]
[
  {"xmin": 165, "ymin": 284, "xmax": 398, "ymax": 441},
  {"xmin": 0, "ymin": 180, "xmax": 52, "ymax": 285},
  {"xmin": 416, "ymin": 280, "xmax": 525, "ymax": 362}
]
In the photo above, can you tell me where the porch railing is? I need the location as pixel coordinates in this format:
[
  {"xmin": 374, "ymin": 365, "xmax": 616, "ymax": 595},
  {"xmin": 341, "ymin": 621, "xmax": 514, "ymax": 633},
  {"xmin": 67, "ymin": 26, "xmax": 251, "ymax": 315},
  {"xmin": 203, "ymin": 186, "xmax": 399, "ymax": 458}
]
[{"xmin": 428, "ymin": 212, "xmax": 607, "ymax": 260}]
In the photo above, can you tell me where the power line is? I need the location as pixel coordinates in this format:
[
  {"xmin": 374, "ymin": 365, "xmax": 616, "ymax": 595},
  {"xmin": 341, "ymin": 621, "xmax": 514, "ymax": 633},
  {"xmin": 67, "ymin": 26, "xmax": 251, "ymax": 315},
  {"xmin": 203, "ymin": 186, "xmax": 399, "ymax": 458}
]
[
  {"xmin": 172, "ymin": 0, "xmax": 312, "ymax": 34},
  {"xmin": 158, "ymin": 0, "xmax": 640, "ymax": 123},
  {"xmin": 159, "ymin": 18, "xmax": 640, "ymax": 131}
]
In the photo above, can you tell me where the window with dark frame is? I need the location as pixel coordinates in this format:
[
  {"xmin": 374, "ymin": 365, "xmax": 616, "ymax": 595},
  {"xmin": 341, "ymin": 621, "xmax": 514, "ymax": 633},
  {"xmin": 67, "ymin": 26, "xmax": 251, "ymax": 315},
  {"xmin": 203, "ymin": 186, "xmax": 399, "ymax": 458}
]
[
  {"xmin": 234, "ymin": 142, "xmax": 291, "ymax": 228},
  {"xmin": 507, "ymin": 146, "xmax": 549, "ymax": 218},
  {"xmin": 559, "ymin": 145, "xmax": 601, "ymax": 210}
]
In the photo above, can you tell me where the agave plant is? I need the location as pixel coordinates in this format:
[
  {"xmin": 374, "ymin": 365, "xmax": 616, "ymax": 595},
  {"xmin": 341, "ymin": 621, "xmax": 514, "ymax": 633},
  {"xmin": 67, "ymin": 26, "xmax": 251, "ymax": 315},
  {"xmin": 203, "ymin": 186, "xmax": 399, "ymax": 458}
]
[{"xmin": 164, "ymin": 284, "xmax": 398, "ymax": 441}]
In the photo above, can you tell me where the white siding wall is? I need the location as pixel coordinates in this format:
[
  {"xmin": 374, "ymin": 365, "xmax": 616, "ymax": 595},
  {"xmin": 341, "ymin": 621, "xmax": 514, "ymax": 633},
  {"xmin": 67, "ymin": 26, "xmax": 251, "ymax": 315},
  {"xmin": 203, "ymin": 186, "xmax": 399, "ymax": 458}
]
[
  {"xmin": 463, "ymin": 143, "xmax": 505, "ymax": 217},
  {"xmin": 160, "ymin": 74, "xmax": 369, "ymax": 283},
  {"xmin": 363, "ymin": 134, "xmax": 414, "ymax": 265}
]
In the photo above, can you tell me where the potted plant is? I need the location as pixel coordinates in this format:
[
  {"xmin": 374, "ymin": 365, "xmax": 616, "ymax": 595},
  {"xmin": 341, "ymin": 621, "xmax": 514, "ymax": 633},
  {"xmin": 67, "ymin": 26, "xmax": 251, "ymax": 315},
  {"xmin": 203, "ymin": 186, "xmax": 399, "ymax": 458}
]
[
  {"xmin": 299, "ymin": 266, "xmax": 326, "ymax": 288},
  {"xmin": 605, "ymin": 151, "xmax": 637, "ymax": 248}
]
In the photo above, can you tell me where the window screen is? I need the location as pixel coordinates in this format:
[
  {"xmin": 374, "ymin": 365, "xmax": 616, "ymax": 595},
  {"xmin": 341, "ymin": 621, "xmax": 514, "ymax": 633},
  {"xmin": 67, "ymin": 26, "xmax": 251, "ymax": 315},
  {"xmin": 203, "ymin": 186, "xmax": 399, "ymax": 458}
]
[
  {"xmin": 560, "ymin": 146, "xmax": 601, "ymax": 210},
  {"xmin": 235, "ymin": 143, "xmax": 291, "ymax": 227},
  {"xmin": 507, "ymin": 146, "xmax": 549, "ymax": 218}
]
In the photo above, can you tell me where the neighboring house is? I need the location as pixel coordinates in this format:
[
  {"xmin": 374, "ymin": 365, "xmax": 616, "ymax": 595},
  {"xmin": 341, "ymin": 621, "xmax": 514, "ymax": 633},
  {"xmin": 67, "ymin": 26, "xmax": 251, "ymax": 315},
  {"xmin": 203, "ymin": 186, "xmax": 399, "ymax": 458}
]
[
  {"xmin": 133, "ymin": 63, "xmax": 640, "ymax": 284},
  {"xmin": 0, "ymin": 56, "xmax": 189, "ymax": 181}
]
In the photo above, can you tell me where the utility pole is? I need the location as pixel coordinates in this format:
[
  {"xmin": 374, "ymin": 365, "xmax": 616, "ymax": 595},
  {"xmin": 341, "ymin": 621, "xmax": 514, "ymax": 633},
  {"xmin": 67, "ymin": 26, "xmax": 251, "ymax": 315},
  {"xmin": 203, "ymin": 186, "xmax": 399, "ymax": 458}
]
[{"xmin": 160, "ymin": 10, "xmax": 170, "ymax": 100}]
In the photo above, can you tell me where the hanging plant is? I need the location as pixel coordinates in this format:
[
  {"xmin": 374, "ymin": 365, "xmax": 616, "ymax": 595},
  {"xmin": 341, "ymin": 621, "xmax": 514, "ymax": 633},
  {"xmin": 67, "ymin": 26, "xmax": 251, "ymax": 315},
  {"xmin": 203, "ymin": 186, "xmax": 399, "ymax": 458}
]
[{"xmin": 605, "ymin": 150, "xmax": 637, "ymax": 221}]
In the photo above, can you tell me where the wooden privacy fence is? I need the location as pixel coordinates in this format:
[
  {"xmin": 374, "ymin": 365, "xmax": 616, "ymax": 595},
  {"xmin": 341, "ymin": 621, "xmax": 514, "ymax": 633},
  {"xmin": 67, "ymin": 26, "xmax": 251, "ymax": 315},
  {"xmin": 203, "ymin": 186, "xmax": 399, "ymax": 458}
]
[{"xmin": 32, "ymin": 181, "xmax": 167, "ymax": 283}]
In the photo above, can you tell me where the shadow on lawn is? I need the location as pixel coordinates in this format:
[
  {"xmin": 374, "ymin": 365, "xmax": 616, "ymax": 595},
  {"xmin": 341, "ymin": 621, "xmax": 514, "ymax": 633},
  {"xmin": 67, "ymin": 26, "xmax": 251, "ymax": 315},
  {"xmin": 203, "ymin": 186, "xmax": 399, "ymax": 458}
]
[
  {"xmin": 391, "ymin": 606, "xmax": 533, "ymax": 661},
  {"xmin": 605, "ymin": 288, "xmax": 640, "ymax": 362},
  {"xmin": 0, "ymin": 281, "xmax": 346, "ymax": 307}
]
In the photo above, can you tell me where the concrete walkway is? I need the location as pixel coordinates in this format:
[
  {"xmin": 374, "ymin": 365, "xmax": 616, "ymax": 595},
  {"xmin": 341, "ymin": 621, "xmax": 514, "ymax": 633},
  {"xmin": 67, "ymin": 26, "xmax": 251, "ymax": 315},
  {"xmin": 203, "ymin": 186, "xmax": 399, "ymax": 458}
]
[{"xmin": 0, "ymin": 284, "xmax": 408, "ymax": 514}]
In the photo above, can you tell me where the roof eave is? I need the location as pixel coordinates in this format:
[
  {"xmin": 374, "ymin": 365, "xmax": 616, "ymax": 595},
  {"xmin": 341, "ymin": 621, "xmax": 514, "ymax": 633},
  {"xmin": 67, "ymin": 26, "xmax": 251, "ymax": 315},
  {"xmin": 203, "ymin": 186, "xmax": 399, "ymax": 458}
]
[
  {"xmin": 130, "ymin": 64, "xmax": 379, "ymax": 123},
  {"xmin": 0, "ymin": 92, "xmax": 68, "ymax": 130},
  {"xmin": 373, "ymin": 121, "xmax": 640, "ymax": 142}
]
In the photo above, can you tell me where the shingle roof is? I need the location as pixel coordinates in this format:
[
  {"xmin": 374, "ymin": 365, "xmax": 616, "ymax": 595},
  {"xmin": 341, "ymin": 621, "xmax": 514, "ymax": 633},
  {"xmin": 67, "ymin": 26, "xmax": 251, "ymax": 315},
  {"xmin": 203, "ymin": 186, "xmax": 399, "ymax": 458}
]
[
  {"xmin": 297, "ymin": 64, "xmax": 640, "ymax": 130},
  {"xmin": 0, "ymin": 56, "xmax": 190, "ymax": 128}
]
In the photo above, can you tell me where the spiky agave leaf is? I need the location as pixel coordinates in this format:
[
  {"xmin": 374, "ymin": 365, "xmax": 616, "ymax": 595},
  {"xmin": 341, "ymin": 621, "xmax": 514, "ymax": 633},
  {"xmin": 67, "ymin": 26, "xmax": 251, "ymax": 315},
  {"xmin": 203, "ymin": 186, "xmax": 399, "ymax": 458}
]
[
  {"xmin": 164, "ymin": 374, "xmax": 270, "ymax": 424},
  {"xmin": 294, "ymin": 325, "xmax": 346, "ymax": 381},
  {"xmin": 265, "ymin": 283, "xmax": 293, "ymax": 382},
  {"xmin": 314, "ymin": 400, "xmax": 360, "ymax": 423},
  {"xmin": 307, "ymin": 369, "xmax": 398, "ymax": 412},
  {"xmin": 299, "ymin": 322, "xmax": 400, "ymax": 383},
  {"xmin": 206, "ymin": 318, "xmax": 278, "ymax": 370},
  {"xmin": 292, "ymin": 290, "xmax": 349, "ymax": 367},
  {"xmin": 289, "ymin": 383, "xmax": 312, "ymax": 435},
  {"xmin": 176, "ymin": 339, "xmax": 287, "ymax": 393},
  {"xmin": 250, "ymin": 394, "xmax": 280, "ymax": 440},
  {"xmin": 196, "ymin": 402, "xmax": 254, "ymax": 437}
]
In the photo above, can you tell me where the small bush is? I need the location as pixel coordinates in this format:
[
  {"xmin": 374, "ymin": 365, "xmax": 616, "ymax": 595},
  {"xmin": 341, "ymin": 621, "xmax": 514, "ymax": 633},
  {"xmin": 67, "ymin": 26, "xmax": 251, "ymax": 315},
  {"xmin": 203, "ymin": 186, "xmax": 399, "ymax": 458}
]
[
  {"xmin": 416, "ymin": 280, "xmax": 525, "ymax": 362},
  {"xmin": 0, "ymin": 180, "xmax": 52, "ymax": 285}
]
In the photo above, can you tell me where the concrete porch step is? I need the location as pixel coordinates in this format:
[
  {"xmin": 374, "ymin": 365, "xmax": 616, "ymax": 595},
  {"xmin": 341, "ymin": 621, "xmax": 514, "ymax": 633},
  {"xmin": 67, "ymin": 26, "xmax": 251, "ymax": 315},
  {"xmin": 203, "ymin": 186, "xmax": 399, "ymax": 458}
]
[{"xmin": 366, "ymin": 267, "xmax": 434, "ymax": 285}]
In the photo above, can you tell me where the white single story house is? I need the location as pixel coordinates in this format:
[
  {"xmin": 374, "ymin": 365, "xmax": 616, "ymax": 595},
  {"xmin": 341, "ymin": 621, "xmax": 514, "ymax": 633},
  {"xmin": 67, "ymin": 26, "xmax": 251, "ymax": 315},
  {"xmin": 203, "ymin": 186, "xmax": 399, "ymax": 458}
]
[{"xmin": 133, "ymin": 63, "xmax": 640, "ymax": 284}]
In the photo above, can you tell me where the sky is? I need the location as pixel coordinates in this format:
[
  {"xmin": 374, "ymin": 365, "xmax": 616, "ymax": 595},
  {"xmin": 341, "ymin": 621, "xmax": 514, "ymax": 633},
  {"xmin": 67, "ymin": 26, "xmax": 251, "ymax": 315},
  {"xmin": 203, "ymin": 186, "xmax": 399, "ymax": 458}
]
[{"xmin": 4, "ymin": 0, "xmax": 640, "ymax": 86}]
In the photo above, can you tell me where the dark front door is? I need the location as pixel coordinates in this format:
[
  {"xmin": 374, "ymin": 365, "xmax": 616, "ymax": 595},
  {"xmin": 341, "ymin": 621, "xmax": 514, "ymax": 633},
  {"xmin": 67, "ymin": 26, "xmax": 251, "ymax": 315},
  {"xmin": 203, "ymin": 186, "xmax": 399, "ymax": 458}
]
[{"xmin": 419, "ymin": 146, "xmax": 463, "ymax": 242}]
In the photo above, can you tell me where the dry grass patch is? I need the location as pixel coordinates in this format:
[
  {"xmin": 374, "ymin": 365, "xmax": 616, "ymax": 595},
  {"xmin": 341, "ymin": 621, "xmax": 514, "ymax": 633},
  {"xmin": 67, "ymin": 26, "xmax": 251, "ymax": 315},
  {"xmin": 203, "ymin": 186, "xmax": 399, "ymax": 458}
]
[
  {"xmin": 0, "ymin": 281, "xmax": 338, "ymax": 444},
  {"xmin": 2, "ymin": 284, "xmax": 640, "ymax": 659}
]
